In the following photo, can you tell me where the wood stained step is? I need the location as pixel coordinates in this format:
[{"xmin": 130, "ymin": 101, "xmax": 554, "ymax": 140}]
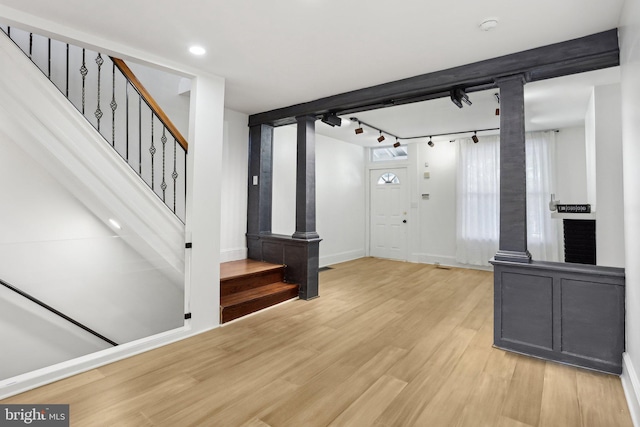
[
  {"xmin": 220, "ymin": 281, "xmax": 298, "ymax": 323},
  {"xmin": 219, "ymin": 259, "xmax": 299, "ymax": 323},
  {"xmin": 220, "ymin": 259, "xmax": 284, "ymax": 297}
]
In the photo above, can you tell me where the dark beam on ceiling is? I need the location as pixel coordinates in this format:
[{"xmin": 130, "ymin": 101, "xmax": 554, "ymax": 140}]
[{"xmin": 249, "ymin": 29, "xmax": 619, "ymax": 127}]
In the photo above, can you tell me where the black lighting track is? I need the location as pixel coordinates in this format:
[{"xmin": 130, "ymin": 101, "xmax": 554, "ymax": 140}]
[
  {"xmin": 351, "ymin": 116, "xmax": 500, "ymax": 142},
  {"xmin": 0, "ymin": 278, "xmax": 118, "ymax": 346}
]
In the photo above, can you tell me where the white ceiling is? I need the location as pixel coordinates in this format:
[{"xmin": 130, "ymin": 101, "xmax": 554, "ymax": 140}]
[{"xmin": 0, "ymin": 0, "xmax": 625, "ymax": 144}]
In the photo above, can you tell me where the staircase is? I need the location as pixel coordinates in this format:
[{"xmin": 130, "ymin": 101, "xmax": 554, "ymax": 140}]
[{"xmin": 220, "ymin": 260, "xmax": 299, "ymax": 323}]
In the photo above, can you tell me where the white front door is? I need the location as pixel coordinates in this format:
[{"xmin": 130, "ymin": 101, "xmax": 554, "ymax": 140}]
[{"xmin": 370, "ymin": 168, "xmax": 409, "ymax": 260}]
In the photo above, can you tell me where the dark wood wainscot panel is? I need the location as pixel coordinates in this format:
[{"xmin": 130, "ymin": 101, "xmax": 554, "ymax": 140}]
[
  {"xmin": 492, "ymin": 260, "xmax": 625, "ymax": 374},
  {"xmin": 247, "ymin": 233, "xmax": 321, "ymax": 300}
]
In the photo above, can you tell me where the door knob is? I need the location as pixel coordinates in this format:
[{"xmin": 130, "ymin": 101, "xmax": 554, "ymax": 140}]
[{"xmin": 403, "ymin": 220, "xmax": 407, "ymax": 223}]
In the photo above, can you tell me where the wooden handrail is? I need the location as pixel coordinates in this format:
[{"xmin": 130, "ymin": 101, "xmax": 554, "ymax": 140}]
[{"xmin": 111, "ymin": 57, "xmax": 188, "ymax": 152}]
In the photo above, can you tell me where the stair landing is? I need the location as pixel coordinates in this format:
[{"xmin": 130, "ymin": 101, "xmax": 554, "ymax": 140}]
[{"xmin": 220, "ymin": 259, "xmax": 298, "ymax": 323}]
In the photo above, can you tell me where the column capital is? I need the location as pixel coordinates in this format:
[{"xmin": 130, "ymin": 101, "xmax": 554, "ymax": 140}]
[
  {"xmin": 495, "ymin": 73, "xmax": 529, "ymax": 86},
  {"xmin": 295, "ymin": 114, "xmax": 318, "ymax": 123}
]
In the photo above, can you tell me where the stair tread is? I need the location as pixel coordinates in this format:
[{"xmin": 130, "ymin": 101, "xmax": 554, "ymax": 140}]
[
  {"xmin": 220, "ymin": 259, "xmax": 284, "ymax": 281},
  {"xmin": 220, "ymin": 282, "xmax": 298, "ymax": 307}
]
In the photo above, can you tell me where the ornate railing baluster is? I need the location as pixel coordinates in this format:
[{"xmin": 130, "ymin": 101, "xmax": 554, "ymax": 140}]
[
  {"xmin": 150, "ymin": 115, "xmax": 155, "ymax": 190},
  {"xmin": 161, "ymin": 128, "xmax": 167, "ymax": 202},
  {"xmin": 80, "ymin": 49, "xmax": 87, "ymax": 114},
  {"xmin": 47, "ymin": 38, "xmax": 51, "ymax": 79},
  {"xmin": 95, "ymin": 53, "xmax": 104, "ymax": 132},
  {"xmin": 138, "ymin": 97, "xmax": 142, "ymax": 174},
  {"xmin": 65, "ymin": 43, "xmax": 69, "ymax": 98},
  {"xmin": 1, "ymin": 27, "xmax": 187, "ymax": 222},
  {"xmin": 172, "ymin": 139, "xmax": 178, "ymax": 213},
  {"xmin": 125, "ymin": 82, "xmax": 129, "ymax": 161},
  {"xmin": 110, "ymin": 62, "xmax": 117, "ymax": 146}
]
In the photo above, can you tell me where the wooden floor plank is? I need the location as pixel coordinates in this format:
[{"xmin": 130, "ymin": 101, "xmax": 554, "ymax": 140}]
[
  {"xmin": 1, "ymin": 258, "xmax": 632, "ymax": 427},
  {"xmin": 501, "ymin": 355, "xmax": 547, "ymax": 426},
  {"xmin": 539, "ymin": 362, "xmax": 582, "ymax": 427},
  {"xmin": 328, "ymin": 374, "xmax": 407, "ymax": 426},
  {"xmin": 576, "ymin": 368, "xmax": 633, "ymax": 427}
]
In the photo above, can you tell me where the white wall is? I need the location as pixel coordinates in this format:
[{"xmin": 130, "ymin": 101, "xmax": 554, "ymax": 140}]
[
  {"xmin": 0, "ymin": 132, "xmax": 184, "ymax": 366},
  {"xmin": 619, "ymin": 1, "xmax": 640, "ymax": 422},
  {"xmin": 593, "ymin": 84, "xmax": 625, "ymax": 268},
  {"xmin": 555, "ymin": 126, "xmax": 587, "ymax": 204},
  {"xmin": 412, "ymin": 140, "xmax": 459, "ymax": 266},
  {"xmin": 585, "ymin": 84, "xmax": 626, "ymax": 267},
  {"xmin": 273, "ymin": 125, "xmax": 366, "ymax": 266},
  {"xmin": 316, "ymin": 131, "xmax": 366, "ymax": 266},
  {"xmin": 220, "ymin": 108, "xmax": 249, "ymax": 262},
  {"xmin": 272, "ymin": 126, "xmax": 297, "ymax": 235},
  {"xmin": 585, "ymin": 93, "xmax": 598, "ymax": 210}
]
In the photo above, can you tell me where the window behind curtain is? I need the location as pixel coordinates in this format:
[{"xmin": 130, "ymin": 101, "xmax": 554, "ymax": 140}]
[{"xmin": 456, "ymin": 131, "xmax": 559, "ymax": 266}]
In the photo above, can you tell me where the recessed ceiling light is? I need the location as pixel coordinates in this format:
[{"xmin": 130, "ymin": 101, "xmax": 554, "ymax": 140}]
[
  {"xmin": 479, "ymin": 18, "xmax": 499, "ymax": 31},
  {"xmin": 189, "ymin": 46, "xmax": 206, "ymax": 56}
]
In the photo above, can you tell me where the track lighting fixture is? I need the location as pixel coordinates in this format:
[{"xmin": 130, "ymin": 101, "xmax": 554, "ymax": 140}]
[
  {"xmin": 495, "ymin": 92, "xmax": 500, "ymax": 116},
  {"xmin": 349, "ymin": 116, "xmax": 498, "ymax": 148},
  {"xmin": 321, "ymin": 113, "xmax": 342, "ymax": 127},
  {"xmin": 450, "ymin": 88, "xmax": 472, "ymax": 109}
]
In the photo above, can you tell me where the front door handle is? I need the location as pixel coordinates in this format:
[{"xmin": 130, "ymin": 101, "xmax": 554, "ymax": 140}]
[{"xmin": 403, "ymin": 219, "xmax": 407, "ymax": 223}]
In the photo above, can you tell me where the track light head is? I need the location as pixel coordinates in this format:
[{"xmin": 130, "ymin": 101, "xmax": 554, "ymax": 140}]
[
  {"xmin": 377, "ymin": 132, "xmax": 385, "ymax": 143},
  {"xmin": 355, "ymin": 122, "xmax": 364, "ymax": 134},
  {"xmin": 450, "ymin": 91, "xmax": 463, "ymax": 109},
  {"xmin": 428, "ymin": 137, "xmax": 434, "ymax": 148},
  {"xmin": 472, "ymin": 132, "xmax": 479, "ymax": 143},
  {"xmin": 393, "ymin": 140, "xmax": 401, "ymax": 148},
  {"xmin": 450, "ymin": 88, "xmax": 471, "ymax": 108},
  {"xmin": 321, "ymin": 113, "xmax": 342, "ymax": 127}
]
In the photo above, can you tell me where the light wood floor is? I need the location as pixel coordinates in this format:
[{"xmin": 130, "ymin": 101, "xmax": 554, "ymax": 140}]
[{"xmin": 2, "ymin": 258, "xmax": 633, "ymax": 426}]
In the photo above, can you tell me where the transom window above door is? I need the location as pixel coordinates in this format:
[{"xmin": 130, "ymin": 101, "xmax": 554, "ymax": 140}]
[
  {"xmin": 371, "ymin": 146, "xmax": 408, "ymax": 162},
  {"xmin": 377, "ymin": 172, "xmax": 400, "ymax": 185}
]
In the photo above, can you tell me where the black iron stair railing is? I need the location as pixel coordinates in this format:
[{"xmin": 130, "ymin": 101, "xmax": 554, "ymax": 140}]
[
  {"xmin": 0, "ymin": 25, "xmax": 187, "ymax": 221},
  {"xmin": 0, "ymin": 278, "xmax": 118, "ymax": 346}
]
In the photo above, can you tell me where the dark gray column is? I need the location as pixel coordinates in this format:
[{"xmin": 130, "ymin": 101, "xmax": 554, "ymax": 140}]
[
  {"xmin": 494, "ymin": 75, "xmax": 531, "ymax": 263},
  {"xmin": 247, "ymin": 124, "xmax": 274, "ymax": 258},
  {"xmin": 292, "ymin": 115, "xmax": 320, "ymax": 240}
]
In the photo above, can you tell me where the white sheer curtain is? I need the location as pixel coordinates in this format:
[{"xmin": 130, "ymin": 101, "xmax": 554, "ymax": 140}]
[
  {"xmin": 526, "ymin": 131, "xmax": 560, "ymax": 261},
  {"xmin": 456, "ymin": 135, "xmax": 500, "ymax": 265},
  {"xmin": 456, "ymin": 131, "xmax": 559, "ymax": 265}
]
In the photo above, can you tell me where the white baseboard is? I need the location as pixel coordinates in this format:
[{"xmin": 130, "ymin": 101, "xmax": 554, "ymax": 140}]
[
  {"xmin": 220, "ymin": 247, "xmax": 248, "ymax": 263},
  {"xmin": 409, "ymin": 253, "xmax": 493, "ymax": 271},
  {"xmin": 320, "ymin": 249, "xmax": 365, "ymax": 267},
  {"xmin": 623, "ymin": 353, "xmax": 640, "ymax": 427}
]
